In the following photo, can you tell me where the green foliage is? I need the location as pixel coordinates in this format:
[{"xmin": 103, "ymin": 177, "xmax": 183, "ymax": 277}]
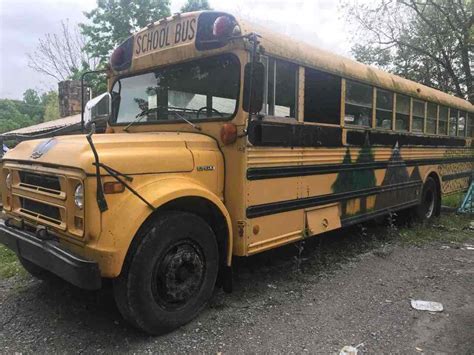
[
  {"xmin": 181, "ymin": 0, "xmax": 212, "ymax": 12},
  {"xmin": 344, "ymin": 0, "xmax": 473, "ymax": 103},
  {"xmin": 0, "ymin": 89, "xmax": 62, "ymax": 134},
  {"xmin": 42, "ymin": 91, "xmax": 60, "ymax": 122},
  {"xmin": 0, "ymin": 99, "xmax": 37, "ymax": 134},
  {"xmin": 80, "ymin": 0, "xmax": 171, "ymax": 63}
]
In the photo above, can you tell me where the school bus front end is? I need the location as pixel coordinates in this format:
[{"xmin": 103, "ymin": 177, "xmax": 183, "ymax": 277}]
[{"xmin": 0, "ymin": 11, "xmax": 249, "ymax": 334}]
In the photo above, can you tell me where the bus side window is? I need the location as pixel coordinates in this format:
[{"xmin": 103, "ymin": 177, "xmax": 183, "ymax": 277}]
[
  {"xmin": 458, "ymin": 111, "xmax": 467, "ymax": 136},
  {"xmin": 439, "ymin": 106, "xmax": 449, "ymax": 135},
  {"xmin": 395, "ymin": 94, "xmax": 409, "ymax": 132},
  {"xmin": 375, "ymin": 88, "xmax": 393, "ymax": 129},
  {"xmin": 426, "ymin": 103, "xmax": 437, "ymax": 134},
  {"xmin": 412, "ymin": 100, "xmax": 426, "ymax": 133},
  {"xmin": 304, "ymin": 68, "xmax": 341, "ymax": 124},
  {"xmin": 344, "ymin": 80, "xmax": 372, "ymax": 127},
  {"xmin": 468, "ymin": 113, "xmax": 474, "ymax": 137},
  {"xmin": 260, "ymin": 57, "xmax": 297, "ymax": 118},
  {"xmin": 449, "ymin": 108, "xmax": 458, "ymax": 136}
]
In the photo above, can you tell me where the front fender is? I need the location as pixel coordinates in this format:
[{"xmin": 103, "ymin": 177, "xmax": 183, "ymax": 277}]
[{"xmin": 94, "ymin": 177, "xmax": 232, "ymax": 277}]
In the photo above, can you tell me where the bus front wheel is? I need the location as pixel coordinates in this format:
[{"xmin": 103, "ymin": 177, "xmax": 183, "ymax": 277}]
[
  {"xmin": 113, "ymin": 211, "xmax": 219, "ymax": 335},
  {"xmin": 414, "ymin": 176, "xmax": 439, "ymax": 221}
]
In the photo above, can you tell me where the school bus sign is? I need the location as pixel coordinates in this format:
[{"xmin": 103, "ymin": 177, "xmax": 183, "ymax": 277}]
[{"xmin": 134, "ymin": 15, "xmax": 197, "ymax": 57}]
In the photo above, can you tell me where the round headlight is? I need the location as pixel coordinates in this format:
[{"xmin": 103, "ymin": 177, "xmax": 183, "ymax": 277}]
[
  {"xmin": 74, "ymin": 184, "xmax": 84, "ymax": 209},
  {"xmin": 5, "ymin": 173, "xmax": 12, "ymax": 190}
]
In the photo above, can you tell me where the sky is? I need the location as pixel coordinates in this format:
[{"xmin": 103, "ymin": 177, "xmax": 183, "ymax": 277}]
[{"xmin": 0, "ymin": 0, "xmax": 350, "ymax": 100}]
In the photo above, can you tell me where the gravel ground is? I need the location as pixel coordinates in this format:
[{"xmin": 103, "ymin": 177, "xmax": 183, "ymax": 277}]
[{"xmin": 0, "ymin": 219, "xmax": 473, "ymax": 354}]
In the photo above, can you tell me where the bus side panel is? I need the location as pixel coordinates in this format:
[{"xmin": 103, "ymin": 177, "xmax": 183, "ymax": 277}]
[{"xmin": 244, "ymin": 145, "xmax": 474, "ymax": 255}]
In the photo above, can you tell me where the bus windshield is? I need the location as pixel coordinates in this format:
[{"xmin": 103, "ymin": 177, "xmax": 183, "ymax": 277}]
[{"xmin": 111, "ymin": 54, "xmax": 240, "ymax": 124}]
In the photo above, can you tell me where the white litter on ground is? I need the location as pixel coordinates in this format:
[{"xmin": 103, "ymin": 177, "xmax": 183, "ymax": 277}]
[
  {"xmin": 339, "ymin": 343, "xmax": 364, "ymax": 355},
  {"xmin": 410, "ymin": 300, "xmax": 444, "ymax": 312}
]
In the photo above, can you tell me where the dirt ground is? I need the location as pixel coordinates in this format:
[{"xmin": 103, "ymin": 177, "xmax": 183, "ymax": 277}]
[{"xmin": 0, "ymin": 215, "xmax": 473, "ymax": 354}]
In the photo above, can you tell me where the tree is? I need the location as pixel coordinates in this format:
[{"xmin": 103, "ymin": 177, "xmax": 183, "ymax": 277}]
[
  {"xmin": 28, "ymin": 20, "xmax": 99, "ymax": 82},
  {"xmin": 181, "ymin": 0, "xmax": 212, "ymax": 12},
  {"xmin": 80, "ymin": 0, "xmax": 171, "ymax": 63},
  {"xmin": 343, "ymin": 0, "xmax": 473, "ymax": 103},
  {"xmin": 42, "ymin": 91, "xmax": 60, "ymax": 122},
  {"xmin": 21, "ymin": 89, "xmax": 44, "ymax": 122},
  {"xmin": 0, "ymin": 100, "xmax": 36, "ymax": 134}
]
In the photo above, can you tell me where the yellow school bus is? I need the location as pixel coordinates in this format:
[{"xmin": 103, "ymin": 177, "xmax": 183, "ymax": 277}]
[{"xmin": 1, "ymin": 11, "xmax": 473, "ymax": 334}]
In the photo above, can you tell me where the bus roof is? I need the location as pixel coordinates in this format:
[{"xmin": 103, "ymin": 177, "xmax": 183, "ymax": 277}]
[{"xmin": 236, "ymin": 16, "xmax": 473, "ymax": 113}]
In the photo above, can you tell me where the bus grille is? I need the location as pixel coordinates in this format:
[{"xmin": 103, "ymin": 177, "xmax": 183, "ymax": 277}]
[
  {"xmin": 19, "ymin": 197, "xmax": 62, "ymax": 225},
  {"xmin": 19, "ymin": 171, "xmax": 61, "ymax": 195}
]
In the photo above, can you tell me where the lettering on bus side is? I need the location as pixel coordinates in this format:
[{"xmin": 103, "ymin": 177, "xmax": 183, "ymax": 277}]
[{"xmin": 134, "ymin": 18, "xmax": 197, "ymax": 57}]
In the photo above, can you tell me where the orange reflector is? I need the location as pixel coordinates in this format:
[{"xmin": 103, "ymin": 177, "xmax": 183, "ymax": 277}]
[
  {"xmin": 220, "ymin": 123, "xmax": 237, "ymax": 145},
  {"xmin": 103, "ymin": 181, "xmax": 125, "ymax": 194}
]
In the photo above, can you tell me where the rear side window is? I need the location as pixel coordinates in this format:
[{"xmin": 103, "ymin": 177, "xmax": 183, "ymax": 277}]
[
  {"xmin": 439, "ymin": 106, "xmax": 449, "ymax": 135},
  {"xmin": 458, "ymin": 111, "xmax": 467, "ymax": 136},
  {"xmin": 426, "ymin": 103, "xmax": 437, "ymax": 134},
  {"xmin": 304, "ymin": 68, "xmax": 341, "ymax": 124},
  {"xmin": 375, "ymin": 89, "xmax": 393, "ymax": 129},
  {"xmin": 395, "ymin": 94, "xmax": 409, "ymax": 131},
  {"xmin": 412, "ymin": 100, "xmax": 425, "ymax": 133},
  {"xmin": 449, "ymin": 108, "xmax": 458, "ymax": 136},
  {"xmin": 345, "ymin": 80, "xmax": 372, "ymax": 127}
]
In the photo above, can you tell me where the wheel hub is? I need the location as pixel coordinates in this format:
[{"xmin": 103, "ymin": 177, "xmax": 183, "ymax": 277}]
[{"xmin": 155, "ymin": 242, "xmax": 204, "ymax": 306}]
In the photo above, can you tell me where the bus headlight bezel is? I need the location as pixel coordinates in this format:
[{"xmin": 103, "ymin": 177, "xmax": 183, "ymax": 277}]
[{"xmin": 74, "ymin": 184, "xmax": 84, "ymax": 209}]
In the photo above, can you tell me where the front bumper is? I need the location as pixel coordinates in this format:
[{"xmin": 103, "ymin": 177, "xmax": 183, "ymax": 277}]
[{"xmin": 0, "ymin": 220, "xmax": 101, "ymax": 290}]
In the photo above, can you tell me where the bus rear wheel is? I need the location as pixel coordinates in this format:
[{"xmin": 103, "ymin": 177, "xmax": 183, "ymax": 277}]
[
  {"xmin": 414, "ymin": 176, "xmax": 439, "ymax": 221},
  {"xmin": 113, "ymin": 211, "xmax": 219, "ymax": 335}
]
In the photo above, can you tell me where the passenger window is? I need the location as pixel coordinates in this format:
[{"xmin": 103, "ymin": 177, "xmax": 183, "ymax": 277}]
[
  {"xmin": 439, "ymin": 106, "xmax": 448, "ymax": 135},
  {"xmin": 426, "ymin": 103, "xmax": 437, "ymax": 134},
  {"xmin": 261, "ymin": 57, "xmax": 297, "ymax": 118},
  {"xmin": 458, "ymin": 111, "xmax": 466, "ymax": 137},
  {"xmin": 345, "ymin": 80, "xmax": 372, "ymax": 127},
  {"xmin": 375, "ymin": 89, "xmax": 393, "ymax": 129},
  {"xmin": 449, "ymin": 108, "xmax": 458, "ymax": 136},
  {"xmin": 412, "ymin": 100, "xmax": 425, "ymax": 133},
  {"xmin": 395, "ymin": 94, "xmax": 409, "ymax": 131},
  {"xmin": 468, "ymin": 113, "xmax": 473, "ymax": 137},
  {"xmin": 304, "ymin": 68, "xmax": 341, "ymax": 124}
]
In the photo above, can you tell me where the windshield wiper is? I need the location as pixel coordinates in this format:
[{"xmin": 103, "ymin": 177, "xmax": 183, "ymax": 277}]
[
  {"xmin": 169, "ymin": 111, "xmax": 201, "ymax": 131},
  {"xmin": 123, "ymin": 107, "xmax": 158, "ymax": 132}
]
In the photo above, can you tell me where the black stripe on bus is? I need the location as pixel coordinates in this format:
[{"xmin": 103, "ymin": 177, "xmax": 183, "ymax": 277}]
[
  {"xmin": 442, "ymin": 171, "xmax": 473, "ymax": 181},
  {"xmin": 246, "ymin": 180, "xmax": 421, "ymax": 219},
  {"xmin": 247, "ymin": 157, "xmax": 474, "ymax": 180}
]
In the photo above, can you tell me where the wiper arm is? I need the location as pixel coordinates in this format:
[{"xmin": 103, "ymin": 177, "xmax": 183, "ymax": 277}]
[
  {"xmin": 169, "ymin": 111, "xmax": 201, "ymax": 131},
  {"xmin": 123, "ymin": 108, "xmax": 158, "ymax": 132}
]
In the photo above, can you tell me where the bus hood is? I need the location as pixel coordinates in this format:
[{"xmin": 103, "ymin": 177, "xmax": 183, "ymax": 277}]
[{"xmin": 2, "ymin": 132, "xmax": 214, "ymax": 175}]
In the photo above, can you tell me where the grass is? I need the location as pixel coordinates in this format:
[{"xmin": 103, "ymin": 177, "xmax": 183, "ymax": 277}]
[
  {"xmin": 442, "ymin": 192, "xmax": 465, "ymax": 209},
  {"xmin": 0, "ymin": 245, "xmax": 26, "ymax": 279},
  {"xmin": 397, "ymin": 213, "xmax": 473, "ymax": 246}
]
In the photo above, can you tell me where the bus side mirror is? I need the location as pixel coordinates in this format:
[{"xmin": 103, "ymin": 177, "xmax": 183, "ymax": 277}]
[
  {"xmin": 84, "ymin": 92, "xmax": 111, "ymax": 124},
  {"xmin": 243, "ymin": 62, "xmax": 265, "ymax": 114}
]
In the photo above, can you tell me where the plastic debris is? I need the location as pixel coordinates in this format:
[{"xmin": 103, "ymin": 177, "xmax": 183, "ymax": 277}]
[
  {"xmin": 410, "ymin": 300, "xmax": 443, "ymax": 312},
  {"xmin": 339, "ymin": 343, "xmax": 364, "ymax": 355}
]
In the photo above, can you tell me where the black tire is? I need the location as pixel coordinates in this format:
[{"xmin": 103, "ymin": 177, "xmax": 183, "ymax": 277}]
[
  {"xmin": 414, "ymin": 176, "xmax": 439, "ymax": 221},
  {"xmin": 19, "ymin": 256, "xmax": 58, "ymax": 282},
  {"xmin": 113, "ymin": 211, "xmax": 218, "ymax": 335}
]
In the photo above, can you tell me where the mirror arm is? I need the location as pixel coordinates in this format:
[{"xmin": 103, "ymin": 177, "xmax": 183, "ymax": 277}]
[
  {"xmin": 246, "ymin": 33, "xmax": 260, "ymax": 121},
  {"xmin": 81, "ymin": 69, "xmax": 109, "ymax": 134}
]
